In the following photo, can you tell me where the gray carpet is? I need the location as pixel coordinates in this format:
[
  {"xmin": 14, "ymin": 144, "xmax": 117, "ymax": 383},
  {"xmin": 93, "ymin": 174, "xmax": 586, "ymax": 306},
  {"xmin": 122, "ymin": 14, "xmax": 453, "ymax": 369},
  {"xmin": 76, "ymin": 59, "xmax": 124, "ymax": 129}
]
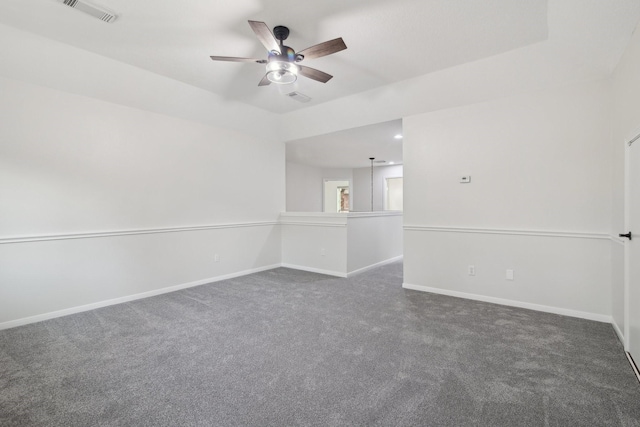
[{"xmin": 1, "ymin": 262, "xmax": 639, "ymax": 426}]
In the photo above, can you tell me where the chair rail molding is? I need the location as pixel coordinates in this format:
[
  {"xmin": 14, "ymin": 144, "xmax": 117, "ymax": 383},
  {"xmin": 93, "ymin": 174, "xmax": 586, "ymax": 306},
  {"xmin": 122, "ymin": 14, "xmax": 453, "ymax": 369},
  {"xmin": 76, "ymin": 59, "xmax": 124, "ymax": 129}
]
[
  {"xmin": 0, "ymin": 221, "xmax": 279, "ymax": 245},
  {"xmin": 404, "ymin": 225, "xmax": 610, "ymax": 240}
]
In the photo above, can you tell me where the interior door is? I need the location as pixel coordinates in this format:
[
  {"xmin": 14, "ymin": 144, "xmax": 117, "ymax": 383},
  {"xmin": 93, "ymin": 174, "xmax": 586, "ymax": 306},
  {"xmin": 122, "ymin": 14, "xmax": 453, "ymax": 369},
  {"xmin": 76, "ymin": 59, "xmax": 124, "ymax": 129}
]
[
  {"xmin": 628, "ymin": 136, "xmax": 640, "ymax": 361},
  {"xmin": 385, "ymin": 177, "xmax": 404, "ymax": 211}
]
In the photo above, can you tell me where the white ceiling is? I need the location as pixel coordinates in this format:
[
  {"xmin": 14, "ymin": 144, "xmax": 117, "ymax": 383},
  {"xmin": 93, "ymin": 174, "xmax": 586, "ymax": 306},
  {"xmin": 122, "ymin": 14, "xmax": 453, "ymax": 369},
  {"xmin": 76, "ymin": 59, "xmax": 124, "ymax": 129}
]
[
  {"xmin": 2, "ymin": 1, "xmax": 640, "ymax": 169},
  {"xmin": 286, "ymin": 120, "xmax": 403, "ymax": 169},
  {"xmin": 0, "ymin": 0, "xmax": 548, "ymax": 114}
]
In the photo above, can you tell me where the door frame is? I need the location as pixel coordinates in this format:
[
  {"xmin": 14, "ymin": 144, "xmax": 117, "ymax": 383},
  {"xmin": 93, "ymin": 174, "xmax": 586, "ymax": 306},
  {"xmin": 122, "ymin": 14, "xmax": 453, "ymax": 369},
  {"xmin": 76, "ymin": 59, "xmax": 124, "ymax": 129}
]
[
  {"xmin": 623, "ymin": 126, "xmax": 640, "ymax": 351},
  {"xmin": 322, "ymin": 178, "xmax": 351, "ymax": 213},
  {"xmin": 383, "ymin": 176, "xmax": 404, "ymax": 211}
]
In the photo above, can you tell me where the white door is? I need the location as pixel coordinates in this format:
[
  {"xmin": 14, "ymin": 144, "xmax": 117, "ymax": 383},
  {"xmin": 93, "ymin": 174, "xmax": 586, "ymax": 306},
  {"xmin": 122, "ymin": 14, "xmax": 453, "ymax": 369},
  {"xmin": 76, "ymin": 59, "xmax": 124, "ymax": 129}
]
[
  {"xmin": 628, "ymin": 135, "xmax": 640, "ymax": 360},
  {"xmin": 385, "ymin": 177, "xmax": 403, "ymax": 211}
]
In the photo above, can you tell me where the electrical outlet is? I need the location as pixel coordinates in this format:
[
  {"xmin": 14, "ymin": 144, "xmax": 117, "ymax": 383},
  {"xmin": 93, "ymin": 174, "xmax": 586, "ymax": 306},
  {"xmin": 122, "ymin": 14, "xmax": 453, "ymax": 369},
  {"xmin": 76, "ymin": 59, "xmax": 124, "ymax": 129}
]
[
  {"xmin": 506, "ymin": 269, "xmax": 514, "ymax": 280},
  {"xmin": 214, "ymin": 254, "xmax": 220, "ymax": 262},
  {"xmin": 320, "ymin": 248, "xmax": 326, "ymax": 257},
  {"xmin": 468, "ymin": 265, "xmax": 475, "ymax": 276}
]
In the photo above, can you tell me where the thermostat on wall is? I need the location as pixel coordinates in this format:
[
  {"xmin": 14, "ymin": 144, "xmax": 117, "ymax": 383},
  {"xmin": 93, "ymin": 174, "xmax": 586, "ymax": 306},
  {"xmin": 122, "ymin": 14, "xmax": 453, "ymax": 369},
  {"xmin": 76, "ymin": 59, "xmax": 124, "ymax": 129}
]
[{"xmin": 460, "ymin": 176, "xmax": 471, "ymax": 183}]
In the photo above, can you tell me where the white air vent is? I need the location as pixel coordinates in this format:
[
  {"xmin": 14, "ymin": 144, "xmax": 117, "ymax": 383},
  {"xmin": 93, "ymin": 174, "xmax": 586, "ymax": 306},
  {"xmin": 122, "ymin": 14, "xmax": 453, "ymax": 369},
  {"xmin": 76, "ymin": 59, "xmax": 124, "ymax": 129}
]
[
  {"xmin": 286, "ymin": 92, "xmax": 311, "ymax": 103},
  {"xmin": 58, "ymin": 0, "xmax": 117, "ymax": 23}
]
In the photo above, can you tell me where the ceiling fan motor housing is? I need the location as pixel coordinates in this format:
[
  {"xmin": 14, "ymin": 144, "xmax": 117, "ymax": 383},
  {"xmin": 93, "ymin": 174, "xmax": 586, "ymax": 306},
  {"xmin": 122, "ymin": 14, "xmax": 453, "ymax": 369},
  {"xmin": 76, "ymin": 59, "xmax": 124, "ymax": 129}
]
[
  {"xmin": 268, "ymin": 46, "xmax": 296, "ymax": 62},
  {"xmin": 273, "ymin": 25, "xmax": 290, "ymax": 42}
]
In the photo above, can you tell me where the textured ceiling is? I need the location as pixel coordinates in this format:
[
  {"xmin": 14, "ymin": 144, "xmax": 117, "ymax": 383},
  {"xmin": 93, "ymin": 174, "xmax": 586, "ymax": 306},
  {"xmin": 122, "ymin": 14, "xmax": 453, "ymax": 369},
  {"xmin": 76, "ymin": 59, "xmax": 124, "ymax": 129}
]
[{"xmin": 0, "ymin": 0, "xmax": 548, "ymax": 114}]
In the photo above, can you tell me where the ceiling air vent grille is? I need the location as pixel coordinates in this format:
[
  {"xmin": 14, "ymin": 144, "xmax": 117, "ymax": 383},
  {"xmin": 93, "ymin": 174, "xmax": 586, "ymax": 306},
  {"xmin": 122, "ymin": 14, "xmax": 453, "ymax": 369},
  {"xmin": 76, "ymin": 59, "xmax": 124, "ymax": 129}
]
[
  {"xmin": 286, "ymin": 92, "xmax": 311, "ymax": 103},
  {"xmin": 58, "ymin": 0, "xmax": 117, "ymax": 23}
]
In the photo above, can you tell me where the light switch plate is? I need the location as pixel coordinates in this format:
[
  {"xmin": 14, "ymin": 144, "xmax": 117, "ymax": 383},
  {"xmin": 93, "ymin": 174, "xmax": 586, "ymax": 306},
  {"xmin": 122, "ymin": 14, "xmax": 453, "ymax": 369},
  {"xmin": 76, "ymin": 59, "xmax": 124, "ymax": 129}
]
[{"xmin": 460, "ymin": 176, "xmax": 471, "ymax": 183}]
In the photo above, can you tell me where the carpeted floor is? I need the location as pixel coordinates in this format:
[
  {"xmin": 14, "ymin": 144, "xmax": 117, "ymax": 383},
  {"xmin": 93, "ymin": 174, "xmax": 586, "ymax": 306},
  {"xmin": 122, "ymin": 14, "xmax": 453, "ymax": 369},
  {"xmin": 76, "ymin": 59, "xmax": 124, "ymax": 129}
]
[{"xmin": 1, "ymin": 262, "xmax": 639, "ymax": 426}]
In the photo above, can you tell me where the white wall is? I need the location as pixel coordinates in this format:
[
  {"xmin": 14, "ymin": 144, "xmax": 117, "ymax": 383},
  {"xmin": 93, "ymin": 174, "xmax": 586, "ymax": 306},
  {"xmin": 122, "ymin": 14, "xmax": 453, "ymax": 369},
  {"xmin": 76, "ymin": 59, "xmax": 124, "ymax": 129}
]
[
  {"xmin": 0, "ymin": 226, "xmax": 282, "ymax": 327},
  {"xmin": 611, "ymin": 20, "xmax": 640, "ymax": 338},
  {"xmin": 352, "ymin": 165, "xmax": 403, "ymax": 212},
  {"xmin": 347, "ymin": 213, "xmax": 403, "ymax": 274},
  {"xmin": 2, "ymin": 11, "xmax": 634, "ymax": 330},
  {"xmin": 0, "ymin": 75, "xmax": 284, "ymax": 327},
  {"xmin": 286, "ymin": 162, "xmax": 325, "ymax": 212},
  {"xmin": 285, "ymin": 162, "xmax": 352, "ymax": 212},
  {"xmin": 280, "ymin": 213, "xmax": 349, "ymax": 276},
  {"xmin": 403, "ymin": 79, "xmax": 613, "ymax": 320},
  {"xmin": 280, "ymin": 212, "xmax": 402, "ymax": 277}
]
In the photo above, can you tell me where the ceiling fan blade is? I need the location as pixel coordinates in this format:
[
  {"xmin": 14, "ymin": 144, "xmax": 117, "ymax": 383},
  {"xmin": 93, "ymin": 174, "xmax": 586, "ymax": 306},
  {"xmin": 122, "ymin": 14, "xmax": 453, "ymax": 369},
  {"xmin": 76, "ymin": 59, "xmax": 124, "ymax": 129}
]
[
  {"xmin": 248, "ymin": 20, "xmax": 280, "ymax": 54},
  {"xmin": 258, "ymin": 74, "xmax": 272, "ymax": 86},
  {"xmin": 297, "ymin": 38, "xmax": 347, "ymax": 60},
  {"xmin": 210, "ymin": 56, "xmax": 266, "ymax": 63},
  {"xmin": 298, "ymin": 66, "xmax": 333, "ymax": 83}
]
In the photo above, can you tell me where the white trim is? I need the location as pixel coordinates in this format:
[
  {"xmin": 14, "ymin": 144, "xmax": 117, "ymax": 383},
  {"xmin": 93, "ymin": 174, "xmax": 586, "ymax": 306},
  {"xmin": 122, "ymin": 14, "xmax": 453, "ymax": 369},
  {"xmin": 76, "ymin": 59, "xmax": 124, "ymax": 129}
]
[
  {"xmin": 383, "ymin": 176, "xmax": 404, "ymax": 212},
  {"xmin": 279, "ymin": 212, "xmax": 347, "ymax": 228},
  {"xmin": 402, "ymin": 282, "xmax": 612, "ymax": 323},
  {"xmin": 347, "ymin": 255, "xmax": 404, "ymax": 277},
  {"xmin": 613, "ymin": 318, "xmax": 625, "ymax": 344},
  {"xmin": 0, "ymin": 221, "xmax": 279, "ymax": 245},
  {"xmin": 404, "ymin": 225, "xmax": 609, "ymax": 240},
  {"xmin": 623, "ymin": 131, "xmax": 636, "ymax": 350},
  {"xmin": 346, "ymin": 211, "xmax": 403, "ymax": 218},
  {"xmin": 625, "ymin": 352, "xmax": 640, "ymax": 383},
  {"xmin": 280, "ymin": 263, "xmax": 347, "ymax": 278},
  {"xmin": 280, "ymin": 211, "xmax": 402, "ymax": 218},
  {"xmin": 279, "ymin": 211, "xmax": 402, "ymax": 227},
  {"xmin": 280, "ymin": 212, "xmax": 346, "ymax": 218},
  {"xmin": 279, "ymin": 222, "xmax": 346, "ymax": 228},
  {"xmin": 611, "ymin": 236, "xmax": 627, "ymax": 246},
  {"xmin": 0, "ymin": 264, "xmax": 281, "ymax": 331}
]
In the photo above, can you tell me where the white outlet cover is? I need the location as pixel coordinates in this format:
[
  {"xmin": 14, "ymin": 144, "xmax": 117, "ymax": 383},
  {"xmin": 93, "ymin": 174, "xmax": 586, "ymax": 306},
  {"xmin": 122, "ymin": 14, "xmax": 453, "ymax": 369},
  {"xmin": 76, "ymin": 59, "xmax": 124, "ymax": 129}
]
[{"xmin": 460, "ymin": 176, "xmax": 471, "ymax": 183}]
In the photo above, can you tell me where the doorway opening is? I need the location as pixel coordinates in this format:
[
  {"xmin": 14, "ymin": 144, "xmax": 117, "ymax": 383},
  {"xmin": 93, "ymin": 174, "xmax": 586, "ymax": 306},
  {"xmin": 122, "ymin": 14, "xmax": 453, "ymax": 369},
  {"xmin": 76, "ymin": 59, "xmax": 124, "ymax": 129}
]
[
  {"xmin": 323, "ymin": 179, "xmax": 350, "ymax": 213},
  {"xmin": 385, "ymin": 177, "xmax": 403, "ymax": 211}
]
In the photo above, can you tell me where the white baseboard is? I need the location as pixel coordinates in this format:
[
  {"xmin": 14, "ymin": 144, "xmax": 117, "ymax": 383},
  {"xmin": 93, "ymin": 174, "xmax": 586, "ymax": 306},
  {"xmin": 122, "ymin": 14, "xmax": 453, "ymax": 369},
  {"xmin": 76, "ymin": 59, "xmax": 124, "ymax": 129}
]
[
  {"xmin": 0, "ymin": 264, "xmax": 281, "ymax": 331},
  {"xmin": 280, "ymin": 263, "xmax": 347, "ymax": 278},
  {"xmin": 612, "ymin": 318, "xmax": 625, "ymax": 344},
  {"xmin": 402, "ymin": 282, "xmax": 612, "ymax": 323},
  {"xmin": 347, "ymin": 255, "xmax": 404, "ymax": 277},
  {"xmin": 280, "ymin": 256, "xmax": 403, "ymax": 278}
]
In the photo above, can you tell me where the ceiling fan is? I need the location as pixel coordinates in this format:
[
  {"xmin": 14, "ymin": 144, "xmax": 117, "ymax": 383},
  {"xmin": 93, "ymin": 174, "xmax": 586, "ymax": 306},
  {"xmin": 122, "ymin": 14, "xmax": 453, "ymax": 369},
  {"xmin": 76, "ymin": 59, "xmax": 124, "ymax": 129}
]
[{"xmin": 210, "ymin": 21, "xmax": 347, "ymax": 86}]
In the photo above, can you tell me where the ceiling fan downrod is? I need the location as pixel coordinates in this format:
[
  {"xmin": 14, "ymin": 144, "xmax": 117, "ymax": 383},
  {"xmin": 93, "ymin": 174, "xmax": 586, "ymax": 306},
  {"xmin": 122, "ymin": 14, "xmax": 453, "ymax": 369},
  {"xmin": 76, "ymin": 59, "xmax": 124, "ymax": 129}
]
[{"xmin": 273, "ymin": 25, "xmax": 289, "ymax": 45}]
